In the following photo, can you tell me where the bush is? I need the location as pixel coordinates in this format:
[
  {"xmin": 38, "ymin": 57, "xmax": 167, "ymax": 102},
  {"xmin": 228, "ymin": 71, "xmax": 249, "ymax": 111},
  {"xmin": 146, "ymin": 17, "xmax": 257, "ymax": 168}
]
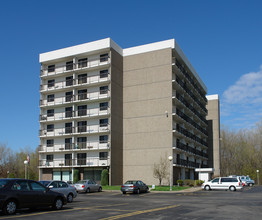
[
  {"xmin": 177, "ymin": 179, "xmax": 183, "ymax": 186},
  {"xmin": 196, "ymin": 180, "xmax": 204, "ymax": 186},
  {"xmin": 184, "ymin": 179, "xmax": 194, "ymax": 187},
  {"xmin": 101, "ymin": 169, "xmax": 109, "ymax": 186},
  {"xmin": 73, "ymin": 169, "xmax": 79, "ymax": 183}
]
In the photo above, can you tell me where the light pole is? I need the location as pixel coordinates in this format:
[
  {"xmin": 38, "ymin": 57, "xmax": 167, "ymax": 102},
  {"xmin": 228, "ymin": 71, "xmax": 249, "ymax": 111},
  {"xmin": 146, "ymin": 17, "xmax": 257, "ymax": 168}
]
[
  {"xmin": 257, "ymin": 170, "xmax": 259, "ymax": 185},
  {"xmin": 24, "ymin": 160, "xmax": 28, "ymax": 179},
  {"xmin": 168, "ymin": 156, "xmax": 173, "ymax": 191}
]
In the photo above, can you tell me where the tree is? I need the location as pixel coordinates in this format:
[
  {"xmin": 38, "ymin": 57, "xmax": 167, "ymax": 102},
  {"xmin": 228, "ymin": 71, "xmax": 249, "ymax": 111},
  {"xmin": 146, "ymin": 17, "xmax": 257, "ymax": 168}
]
[
  {"xmin": 153, "ymin": 155, "xmax": 168, "ymax": 186},
  {"xmin": 101, "ymin": 169, "xmax": 109, "ymax": 186}
]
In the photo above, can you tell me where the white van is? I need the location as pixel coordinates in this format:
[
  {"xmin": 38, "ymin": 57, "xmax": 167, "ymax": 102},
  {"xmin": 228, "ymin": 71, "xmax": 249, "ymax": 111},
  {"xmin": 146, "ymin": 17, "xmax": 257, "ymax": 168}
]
[{"xmin": 202, "ymin": 177, "xmax": 243, "ymax": 191}]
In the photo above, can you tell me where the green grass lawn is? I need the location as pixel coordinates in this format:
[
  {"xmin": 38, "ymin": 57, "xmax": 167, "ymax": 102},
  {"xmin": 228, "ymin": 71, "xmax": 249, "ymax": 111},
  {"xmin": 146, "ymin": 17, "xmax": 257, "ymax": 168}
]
[{"xmin": 102, "ymin": 185, "xmax": 190, "ymax": 191}]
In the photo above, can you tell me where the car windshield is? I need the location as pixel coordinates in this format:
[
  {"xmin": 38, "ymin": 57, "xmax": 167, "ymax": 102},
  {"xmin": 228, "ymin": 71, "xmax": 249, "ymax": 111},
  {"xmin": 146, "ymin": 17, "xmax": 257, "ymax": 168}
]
[
  {"xmin": 125, "ymin": 181, "xmax": 137, "ymax": 184},
  {"xmin": 0, "ymin": 180, "xmax": 9, "ymax": 188},
  {"xmin": 76, "ymin": 181, "xmax": 87, "ymax": 184},
  {"xmin": 39, "ymin": 181, "xmax": 51, "ymax": 186}
]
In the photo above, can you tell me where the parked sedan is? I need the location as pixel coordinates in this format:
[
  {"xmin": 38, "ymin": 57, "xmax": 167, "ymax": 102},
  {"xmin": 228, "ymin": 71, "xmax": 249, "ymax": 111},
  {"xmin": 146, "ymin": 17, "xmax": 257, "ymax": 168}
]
[
  {"xmin": 0, "ymin": 178, "xmax": 67, "ymax": 215},
  {"xmin": 74, "ymin": 180, "xmax": 102, "ymax": 193},
  {"xmin": 121, "ymin": 180, "xmax": 149, "ymax": 194},
  {"xmin": 39, "ymin": 180, "xmax": 77, "ymax": 203}
]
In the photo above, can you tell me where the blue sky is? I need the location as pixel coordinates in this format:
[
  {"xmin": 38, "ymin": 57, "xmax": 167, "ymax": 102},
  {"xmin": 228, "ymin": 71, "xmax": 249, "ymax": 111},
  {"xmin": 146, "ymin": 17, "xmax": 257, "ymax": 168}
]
[{"xmin": 0, "ymin": 0, "xmax": 262, "ymax": 151}]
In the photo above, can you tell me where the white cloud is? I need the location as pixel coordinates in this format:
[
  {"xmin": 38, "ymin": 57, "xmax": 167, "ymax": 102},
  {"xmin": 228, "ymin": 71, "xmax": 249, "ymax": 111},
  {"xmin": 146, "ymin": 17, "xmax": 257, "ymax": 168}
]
[{"xmin": 221, "ymin": 65, "xmax": 262, "ymax": 129}]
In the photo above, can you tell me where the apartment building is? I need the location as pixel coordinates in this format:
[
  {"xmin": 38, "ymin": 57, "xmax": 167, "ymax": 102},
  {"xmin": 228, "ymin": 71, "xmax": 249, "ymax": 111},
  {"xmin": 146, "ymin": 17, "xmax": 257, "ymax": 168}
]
[{"xmin": 39, "ymin": 38, "xmax": 220, "ymax": 185}]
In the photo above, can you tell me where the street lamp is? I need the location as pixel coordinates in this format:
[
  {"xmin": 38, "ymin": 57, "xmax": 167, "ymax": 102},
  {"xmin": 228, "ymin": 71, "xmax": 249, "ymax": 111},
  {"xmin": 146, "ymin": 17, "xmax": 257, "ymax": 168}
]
[
  {"xmin": 168, "ymin": 156, "xmax": 173, "ymax": 191},
  {"xmin": 24, "ymin": 160, "xmax": 28, "ymax": 179},
  {"xmin": 257, "ymin": 170, "xmax": 259, "ymax": 185}
]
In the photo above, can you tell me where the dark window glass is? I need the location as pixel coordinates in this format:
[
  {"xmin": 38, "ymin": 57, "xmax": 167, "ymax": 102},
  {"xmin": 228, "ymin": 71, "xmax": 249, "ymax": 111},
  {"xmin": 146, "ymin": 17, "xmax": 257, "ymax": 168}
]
[
  {"xmin": 78, "ymin": 105, "xmax": 87, "ymax": 116},
  {"xmin": 78, "ymin": 74, "xmax": 87, "ymax": 84},
  {"xmin": 66, "ymin": 76, "xmax": 73, "ymax": 86},
  {"xmin": 48, "ymin": 65, "xmax": 55, "ymax": 73},
  {"xmin": 65, "ymin": 122, "xmax": 72, "ymax": 133},
  {"xmin": 47, "ymin": 124, "xmax": 54, "ymax": 132},
  {"xmin": 78, "ymin": 89, "xmax": 87, "ymax": 100},
  {"xmin": 47, "ymin": 94, "xmax": 54, "ymax": 102},
  {"xmin": 30, "ymin": 182, "xmax": 46, "ymax": 191},
  {"xmin": 77, "ymin": 121, "xmax": 87, "ymax": 133},
  {"xmin": 221, "ymin": 178, "xmax": 229, "ymax": 183},
  {"xmin": 78, "ymin": 58, "xmax": 87, "ymax": 68},
  {"xmin": 47, "ymin": 109, "xmax": 54, "ymax": 117},
  {"xmin": 12, "ymin": 180, "xmax": 30, "ymax": 191},
  {"xmin": 47, "ymin": 139, "xmax": 54, "ymax": 147},
  {"xmin": 48, "ymin": 79, "xmax": 55, "ymax": 88},
  {"xmin": 100, "ymin": 53, "xmax": 108, "ymax": 62},
  {"xmin": 100, "ymin": 102, "xmax": 108, "ymax": 111},
  {"xmin": 77, "ymin": 137, "xmax": 87, "ymax": 149},
  {"xmin": 65, "ymin": 154, "xmax": 72, "ymax": 166},
  {"xmin": 65, "ymin": 107, "xmax": 73, "ymax": 118},
  {"xmin": 212, "ymin": 178, "xmax": 219, "ymax": 183},
  {"xmin": 46, "ymin": 155, "xmax": 54, "ymax": 162},
  {"xmin": 65, "ymin": 138, "xmax": 72, "ymax": 150},
  {"xmin": 99, "ymin": 135, "xmax": 108, "ymax": 144},
  {"xmin": 99, "ymin": 152, "xmax": 108, "ymax": 160},
  {"xmin": 100, "ymin": 86, "xmax": 108, "ymax": 94},
  {"xmin": 77, "ymin": 153, "xmax": 86, "ymax": 165},
  {"xmin": 100, "ymin": 70, "xmax": 108, "ymax": 78},
  {"xmin": 100, "ymin": 119, "xmax": 108, "ymax": 127},
  {"xmin": 65, "ymin": 91, "xmax": 73, "ymax": 102},
  {"xmin": 66, "ymin": 61, "xmax": 73, "ymax": 71}
]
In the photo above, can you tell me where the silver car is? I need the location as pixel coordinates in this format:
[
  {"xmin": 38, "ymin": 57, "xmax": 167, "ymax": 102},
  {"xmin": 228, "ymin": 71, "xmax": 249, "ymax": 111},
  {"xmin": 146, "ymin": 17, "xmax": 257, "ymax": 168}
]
[
  {"xmin": 39, "ymin": 180, "xmax": 77, "ymax": 202},
  {"xmin": 74, "ymin": 180, "xmax": 102, "ymax": 193}
]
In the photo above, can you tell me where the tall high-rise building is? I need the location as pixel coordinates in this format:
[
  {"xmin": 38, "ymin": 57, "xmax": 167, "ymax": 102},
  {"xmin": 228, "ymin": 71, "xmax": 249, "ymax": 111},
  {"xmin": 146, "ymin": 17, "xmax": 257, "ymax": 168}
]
[{"xmin": 39, "ymin": 38, "xmax": 220, "ymax": 185}]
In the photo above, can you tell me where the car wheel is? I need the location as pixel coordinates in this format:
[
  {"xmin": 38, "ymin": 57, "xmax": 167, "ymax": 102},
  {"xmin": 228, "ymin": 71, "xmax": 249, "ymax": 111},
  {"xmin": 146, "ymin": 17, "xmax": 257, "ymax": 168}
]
[
  {"xmin": 52, "ymin": 197, "xmax": 63, "ymax": 210},
  {"xmin": 86, "ymin": 188, "xmax": 90, "ymax": 193},
  {"xmin": 98, "ymin": 187, "xmax": 102, "ymax": 192},
  {"xmin": 136, "ymin": 188, "xmax": 140, "ymax": 194},
  {"xmin": 67, "ymin": 193, "xmax": 73, "ymax": 203},
  {"xmin": 3, "ymin": 200, "xmax": 17, "ymax": 215},
  {"xmin": 229, "ymin": 186, "xmax": 236, "ymax": 191},
  {"xmin": 249, "ymin": 183, "xmax": 253, "ymax": 187},
  {"xmin": 204, "ymin": 185, "xmax": 210, "ymax": 191}
]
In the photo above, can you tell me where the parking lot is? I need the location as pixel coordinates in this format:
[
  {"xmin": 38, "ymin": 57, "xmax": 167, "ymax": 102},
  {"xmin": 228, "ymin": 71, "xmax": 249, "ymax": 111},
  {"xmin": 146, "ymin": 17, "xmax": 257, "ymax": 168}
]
[{"xmin": 0, "ymin": 186, "xmax": 261, "ymax": 219}]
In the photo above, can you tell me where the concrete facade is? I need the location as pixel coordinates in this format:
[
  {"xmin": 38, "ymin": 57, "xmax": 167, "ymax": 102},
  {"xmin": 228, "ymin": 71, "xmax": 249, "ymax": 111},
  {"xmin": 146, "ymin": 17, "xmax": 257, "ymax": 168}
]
[{"xmin": 38, "ymin": 38, "xmax": 220, "ymax": 185}]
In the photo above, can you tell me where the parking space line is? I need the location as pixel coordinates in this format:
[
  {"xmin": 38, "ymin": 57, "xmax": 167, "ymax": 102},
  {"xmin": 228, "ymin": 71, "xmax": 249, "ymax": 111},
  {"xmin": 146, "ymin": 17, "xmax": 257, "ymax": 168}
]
[{"xmin": 99, "ymin": 204, "xmax": 181, "ymax": 220}]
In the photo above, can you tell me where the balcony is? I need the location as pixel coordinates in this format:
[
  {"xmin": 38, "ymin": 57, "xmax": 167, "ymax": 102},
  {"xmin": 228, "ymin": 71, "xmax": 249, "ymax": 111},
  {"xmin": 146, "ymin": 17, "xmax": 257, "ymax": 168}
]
[
  {"xmin": 38, "ymin": 141, "xmax": 110, "ymax": 152},
  {"xmin": 40, "ymin": 90, "xmax": 110, "ymax": 107},
  {"xmin": 39, "ymin": 124, "xmax": 110, "ymax": 137},
  {"xmin": 40, "ymin": 55, "xmax": 110, "ymax": 77},
  {"xmin": 40, "ymin": 74, "xmax": 110, "ymax": 92},
  {"xmin": 39, "ymin": 158, "xmax": 110, "ymax": 168}
]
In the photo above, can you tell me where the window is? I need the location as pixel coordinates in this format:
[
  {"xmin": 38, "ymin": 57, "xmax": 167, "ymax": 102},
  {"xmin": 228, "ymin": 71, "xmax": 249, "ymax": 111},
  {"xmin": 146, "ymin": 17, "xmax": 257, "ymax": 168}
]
[
  {"xmin": 48, "ymin": 65, "xmax": 55, "ymax": 73},
  {"xmin": 99, "ymin": 135, "xmax": 108, "ymax": 144},
  {"xmin": 66, "ymin": 61, "xmax": 73, "ymax": 71},
  {"xmin": 100, "ymin": 70, "xmax": 108, "ymax": 78},
  {"xmin": 100, "ymin": 53, "xmax": 108, "ymax": 62},
  {"xmin": 65, "ymin": 138, "xmax": 72, "ymax": 150},
  {"xmin": 100, "ymin": 102, "xmax": 108, "ymax": 111},
  {"xmin": 12, "ymin": 180, "xmax": 30, "ymax": 191},
  {"xmin": 77, "ymin": 121, "xmax": 87, "ymax": 133},
  {"xmin": 46, "ymin": 155, "xmax": 54, "ymax": 162},
  {"xmin": 99, "ymin": 152, "xmax": 108, "ymax": 160},
  {"xmin": 65, "ymin": 122, "xmax": 72, "ymax": 134},
  {"xmin": 78, "ymin": 89, "xmax": 87, "ymax": 100},
  {"xmin": 65, "ymin": 107, "xmax": 73, "ymax": 118},
  {"xmin": 65, "ymin": 91, "xmax": 73, "ymax": 102},
  {"xmin": 48, "ymin": 79, "xmax": 55, "ymax": 88},
  {"xmin": 100, "ymin": 119, "xmax": 108, "ymax": 127},
  {"xmin": 66, "ymin": 76, "xmax": 73, "ymax": 86},
  {"xmin": 49, "ymin": 181, "xmax": 59, "ymax": 188},
  {"xmin": 47, "ymin": 124, "xmax": 54, "ymax": 132},
  {"xmin": 78, "ymin": 74, "xmax": 87, "ymax": 84},
  {"xmin": 64, "ymin": 154, "xmax": 72, "ymax": 165},
  {"xmin": 47, "ymin": 109, "xmax": 54, "ymax": 117},
  {"xmin": 77, "ymin": 137, "xmax": 87, "ymax": 149},
  {"xmin": 46, "ymin": 139, "xmax": 54, "ymax": 147},
  {"xmin": 100, "ymin": 86, "xmax": 108, "ymax": 95},
  {"xmin": 78, "ymin": 58, "xmax": 87, "ymax": 68},
  {"xmin": 78, "ymin": 105, "xmax": 87, "ymax": 116},
  {"xmin": 47, "ymin": 94, "xmax": 54, "ymax": 102},
  {"xmin": 30, "ymin": 182, "xmax": 46, "ymax": 191},
  {"xmin": 212, "ymin": 178, "xmax": 219, "ymax": 183},
  {"xmin": 77, "ymin": 153, "xmax": 86, "ymax": 165}
]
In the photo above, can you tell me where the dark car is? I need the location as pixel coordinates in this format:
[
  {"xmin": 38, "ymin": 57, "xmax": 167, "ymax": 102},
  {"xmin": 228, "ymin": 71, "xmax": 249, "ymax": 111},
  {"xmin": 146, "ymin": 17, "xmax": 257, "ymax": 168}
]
[
  {"xmin": 39, "ymin": 180, "xmax": 77, "ymax": 202},
  {"xmin": 121, "ymin": 180, "xmax": 149, "ymax": 194},
  {"xmin": 0, "ymin": 178, "xmax": 67, "ymax": 215}
]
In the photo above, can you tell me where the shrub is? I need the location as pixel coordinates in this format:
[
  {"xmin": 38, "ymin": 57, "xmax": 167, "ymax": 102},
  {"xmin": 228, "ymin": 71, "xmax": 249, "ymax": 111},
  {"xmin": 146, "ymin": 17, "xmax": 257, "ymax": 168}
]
[
  {"xmin": 177, "ymin": 179, "xmax": 183, "ymax": 186},
  {"xmin": 196, "ymin": 180, "xmax": 204, "ymax": 186},
  {"xmin": 73, "ymin": 169, "xmax": 79, "ymax": 183},
  {"xmin": 184, "ymin": 179, "xmax": 194, "ymax": 187},
  {"xmin": 101, "ymin": 169, "xmax": 109, "ymax": 186}
]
